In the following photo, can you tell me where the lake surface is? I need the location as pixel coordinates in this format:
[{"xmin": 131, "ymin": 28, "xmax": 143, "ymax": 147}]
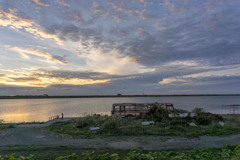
[{"xmin": 0, "ymin": 96, "xmax": 239, "ymax": 123}]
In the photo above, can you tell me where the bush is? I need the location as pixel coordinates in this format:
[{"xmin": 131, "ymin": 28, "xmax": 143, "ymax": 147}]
[
  {"xmin": 192, "ymin": 108, "xmax": 223, "ymax": 125},
  {"xmin": 98, "ymin": 116, "xmax": 121, "ymax": 135},
  {"xmin": 169, "ymin": 118, "xmax": 188, "ymax": 126},
  {"xmin": 102, "ymin": 121, "xmax": 118, "ymax": 130},
  {"xmin": 76, "ymin": 116, "xmax": 99, "ymax": 128},
  {"xmin": 145, "ymin": 105, "xmax": 171, "ymax": 122}
]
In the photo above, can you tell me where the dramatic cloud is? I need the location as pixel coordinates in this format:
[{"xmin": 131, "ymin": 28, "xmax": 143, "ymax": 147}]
[
  {"xmin": 9, "ymin": 47, "xmax": 68, "ymax": 65},
  {"xmin": 0, "ymin": 69, "xmax": 111, "ymax": 88},
  {"xmin": 78, "ymin": 48, "xmax": 155, "ymax": 75},
  {"xmin": 35, "ymin": 0, "xmax": 240, "ymax": 68},
  {"xmin": 0, "ymin": 0, "xmax": 239, "ymax": 95},
  {"xmin": 0, "ymin": 7, "xmax": 62, "ymax": 43},
  {"xmin": 159, "ymin": 65, "xmax": 240, "ymax": 85}
]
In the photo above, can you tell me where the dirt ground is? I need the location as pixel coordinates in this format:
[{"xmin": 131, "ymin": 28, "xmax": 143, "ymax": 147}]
[{"xmin": 1, "ymin": 118, "xmax": 240, "ymax": 150}]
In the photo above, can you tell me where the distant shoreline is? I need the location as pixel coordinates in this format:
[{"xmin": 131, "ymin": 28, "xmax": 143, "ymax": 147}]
[{"xmin": 0, "ymin": 94, "xmax": 240, "ymax": 99}]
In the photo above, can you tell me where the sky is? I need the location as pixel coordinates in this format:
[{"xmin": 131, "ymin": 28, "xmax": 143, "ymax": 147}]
[{"xmin": 0, "ymin": 0, "xmax": 240, "ymax": 95}]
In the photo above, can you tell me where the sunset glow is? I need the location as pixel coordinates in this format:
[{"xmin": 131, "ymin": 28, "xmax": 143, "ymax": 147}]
[{"xmin": 0, "ymin": 0, "xmax": 240, "ymax": 95}]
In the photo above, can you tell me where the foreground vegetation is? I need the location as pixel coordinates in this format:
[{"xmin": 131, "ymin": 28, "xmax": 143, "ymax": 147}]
[
  {"xmin": 0, "ymin": 120, "xmax": 14, "ymax": 130},
  {"xmin": 0, "ymin": 125, "xmax": 14, "ymax": 131},
  {"xmin": 47, "ymin": 107, "xmax": 240, "ymax": 137},
  {"xmin": 0, "ymin": 144, "xmax": 240, "ymax": 159}
]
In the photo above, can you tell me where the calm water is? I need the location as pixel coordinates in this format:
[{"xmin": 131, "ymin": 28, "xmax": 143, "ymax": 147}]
[{"xmin": 0, "ymin": 96, "xmax": 239, "ymax": 123}]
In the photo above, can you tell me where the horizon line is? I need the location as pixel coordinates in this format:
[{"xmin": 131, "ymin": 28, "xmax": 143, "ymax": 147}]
[{"xmin": 0, "ymin": 94, "xmax": 240, "ymax": 99}]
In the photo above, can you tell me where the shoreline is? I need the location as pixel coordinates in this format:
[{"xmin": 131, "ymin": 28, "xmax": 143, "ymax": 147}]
[
  {"xmin": 0, "ymin": 94, "xmax": 240, "ymax": 99},
  {"xmin": 2, "ymin": 114, "xmax": 240, "ymax": 124}
]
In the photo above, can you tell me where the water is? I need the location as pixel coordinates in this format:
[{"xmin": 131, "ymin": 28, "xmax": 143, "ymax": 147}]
[{"xmin": 0, "ymin": 96, "xmax": 239, "ymax": 123}]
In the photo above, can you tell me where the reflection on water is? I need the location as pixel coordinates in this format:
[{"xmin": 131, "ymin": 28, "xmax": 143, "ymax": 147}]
[
  {"xmin": 0, "ymin": 96, "xmax": 239, "ymax": 123},
  {"xmin": 0, "ymin": 113, "xmax": 48, "ymax": 123}
]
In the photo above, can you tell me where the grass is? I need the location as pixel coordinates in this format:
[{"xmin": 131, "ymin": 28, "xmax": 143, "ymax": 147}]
[
  {"xmin": 47, "ymin": 112, "xmax": 240, "ymax": 138},
  {"xmin": 222, "ymin": 114, "xmax": 240, "ymax": 123},
  {"xmin": 0, "ymin": 124, "xmax": 14, "ymax": 130}
]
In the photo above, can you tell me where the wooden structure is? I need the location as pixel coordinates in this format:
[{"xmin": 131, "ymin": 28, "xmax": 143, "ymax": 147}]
[{"xmin": 111, "ymin": 103, "xmax": 174, "ymax": 118}]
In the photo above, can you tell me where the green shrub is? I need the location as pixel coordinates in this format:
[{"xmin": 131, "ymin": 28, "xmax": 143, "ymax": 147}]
[
  {"xmin": 146, "ymin": 105, "xmax": 171, "ymax": 122},
  {"xmin": 100, "ymin": 120, "xmax": 119, "ymax": 134},
  {"xmin": 55, "ymin": 153, "xmax": 79, "ymax": 160},
  {"xmin": 169, "ymin": 118, "xmax": 188, "ymax": 126},
  {"xmin": 76, "ymin": 116, "xmax": 99, "ymax": 128},
  {"xmin": 0, "ymin": 153, "xmax": 35, "ymax": 160},
  {"xmin": 192, "ymin": 108, "xmax": 223, "ymax": 125}
]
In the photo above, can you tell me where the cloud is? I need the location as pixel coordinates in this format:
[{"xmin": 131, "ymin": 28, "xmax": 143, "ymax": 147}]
[
  {"xmin": 24, "ymin": 27, "xmax": 63, "ymax": 44},
  {"xmin": 159, "ymin": 78, "xmax": 186, "ymax": 85},
  {"xmin": 9, "ymin": 47, "xmax": 68, "ymax": 65},
  {"xmin": 159, "ymin": 65, "xmax": 240, "ymax": 85},
  {"xmin": 78, "ymin": 48, "xmax": 155, "ymax": 75},
  {"xmin": 164, "ymin": 0, "xmax": 176, "ymax": 13},
  {"xmin": 0, "ymin": 8, "xmax": 33, "ymax": 29},
  {"xmin": 34, "ymin": 70, "xmax": 110, "ymax": 80},
  {"xmin": 10, "ymin": 77, "xmax": 40, "ymax": 82},
  {"xmin": 56, "ymin": 0, "xmax": 70, "ymax": 7},
  {"xmin": 39, "ymin": 0, "xmax": 239, "ymax": 70},
  {"xmin": 33, "ymin": 0, "xmax": 50, "ymax": 7},
  {"xmin": 165, "ymin": 60, "xmax": 199, "ymax": 67},
  {"xmin": 0, "ymin": 69, "xmax": 111, "ymax": 88},
  {"xmin": 92, "ymin": 1, "xmax": 157, "ymax": 22},
  {"xmin": 2, "ymin": 1, "xmax": 240, "ymax": 70},
  {"xmin": 0, "ymin": 0, "xmax": 240, "ymax": 94},
  {"xmin": 0, "ymin": 7, "xmax": 62, "ymax": 43}
]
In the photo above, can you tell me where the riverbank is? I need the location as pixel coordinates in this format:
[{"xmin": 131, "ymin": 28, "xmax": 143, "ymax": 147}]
[
  {"xmin": 1, "ymin": 94, "xmax": 240, "ymax": 99},
  {"xmin": 1, "ymin": 115, "xmax": 240, "ymax": 159},
  {"xmin": 0, "ymin": 114, "xmax": 240, "ymax": 150},
  {"xmin": 1, "ymin": 122, "xmax": 240, "ymax": 150}
]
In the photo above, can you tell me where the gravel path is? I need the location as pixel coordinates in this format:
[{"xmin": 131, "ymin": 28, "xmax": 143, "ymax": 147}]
[{"xmin": 1, "ymin": 119, "xmax": 240, "ymax": 150}]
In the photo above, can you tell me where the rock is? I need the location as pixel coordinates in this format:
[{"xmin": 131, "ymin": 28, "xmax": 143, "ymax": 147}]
[
  {"xmin": 168, "ymin": 114, "xmax": 175, "ymax": 118},
  {"xmin": 178, "ymin": 113, "xmax": 188, "ymax": 118},
  {"xmin": 89, "ymin": 127, "xmax": 100, "ymax": 131},
  {"xmin": 189, "ymin": 122, "xmax": 197, "ymax": 127},
  {"xmin": 169, "ymin": 112, "xmax": 197, "ymax": 118},
  {"xmin": 141, "ymin": 121, "xmax": 154, "ymax": 126},
  {"xmin": 190, "ymin": 113, "xmax": 197, "ymax": 118},
  {"xmin": 219, "ymin": 121, "xmax": 225, "ymax": 126}
]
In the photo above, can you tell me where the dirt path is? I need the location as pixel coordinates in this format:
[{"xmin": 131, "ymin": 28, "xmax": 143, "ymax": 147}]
[{"xmin": 1, "ymin": 119, "xmax": 240, "ymax": 150}]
